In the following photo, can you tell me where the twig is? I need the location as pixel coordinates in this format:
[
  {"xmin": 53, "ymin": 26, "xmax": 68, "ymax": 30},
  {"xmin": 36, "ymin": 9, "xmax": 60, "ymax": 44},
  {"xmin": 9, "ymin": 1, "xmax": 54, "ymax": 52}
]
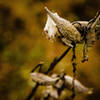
[
  {"xmin": 71, "ymin": 44, "xmax": 77, "ymax": 100},
  {"xmin": 26, "ymin": 63, "xmax": 43, "ymax": 100},
  {"xmin": 45, "ymin": 47, "xmax": 71, "ymax": 74},
  {"xmin": 26, "ymin": 47, "xmax": 71, "ymax": 100},
  {"xmin": 31, "ymin": 62, "xmax": 44, "ymax": 73},
  {"xmin": 26, "ymin": 83, "xmax": 39, "ymax": 100}
]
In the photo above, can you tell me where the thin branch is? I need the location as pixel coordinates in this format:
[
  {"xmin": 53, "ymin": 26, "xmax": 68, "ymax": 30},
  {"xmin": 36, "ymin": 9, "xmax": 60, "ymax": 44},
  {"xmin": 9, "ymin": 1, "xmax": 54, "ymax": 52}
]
[
  {"xmin": 31, "ymin": 62, "xmax": 44, "ymax": 73},
  {"xmin": 45, "ymin": 47, "xmax": 71, "ymax": 74},
  {"xmin": 71, "ymin": 45, "xmax": 77, "ymax": 100},
  {"xmin": 26, "ymin": 47, "xmax": 71, "ymax": 100},
  {"xmin": 26, "ymin": 83, "xmax": 39, "ymax": 100}
]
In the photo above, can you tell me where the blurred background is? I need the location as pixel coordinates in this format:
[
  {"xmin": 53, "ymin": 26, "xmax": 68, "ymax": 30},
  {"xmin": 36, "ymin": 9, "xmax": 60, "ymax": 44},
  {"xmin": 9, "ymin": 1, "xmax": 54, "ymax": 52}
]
[{"xmin": 0, "ymin": 0, "xmax": 100, "ymax": 100}]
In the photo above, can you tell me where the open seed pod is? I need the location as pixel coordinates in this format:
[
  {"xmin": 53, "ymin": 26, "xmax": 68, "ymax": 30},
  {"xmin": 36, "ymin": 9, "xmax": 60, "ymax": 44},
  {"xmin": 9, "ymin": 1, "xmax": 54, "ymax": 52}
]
[{"xmin": 30, "ymin": 72, "xmax": 93, "ymax": 94}]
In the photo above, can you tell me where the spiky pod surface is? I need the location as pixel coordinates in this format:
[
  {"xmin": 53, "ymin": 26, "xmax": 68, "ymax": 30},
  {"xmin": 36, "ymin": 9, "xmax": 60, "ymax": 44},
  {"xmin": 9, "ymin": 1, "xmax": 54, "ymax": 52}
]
[
  {"xmin": 44, "ymin": 8, "xmax": 100, "ymax": 47},
  {"xmin": 44, "ymin": 7, "xmax": 81, "ymax": 44}
]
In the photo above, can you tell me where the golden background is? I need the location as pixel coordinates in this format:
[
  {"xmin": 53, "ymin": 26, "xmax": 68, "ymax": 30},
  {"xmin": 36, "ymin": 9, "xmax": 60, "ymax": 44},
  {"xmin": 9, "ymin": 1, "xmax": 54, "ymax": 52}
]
[{"xmin": 0, "ymin": 0, "xmax": 100, "ymax": 100}]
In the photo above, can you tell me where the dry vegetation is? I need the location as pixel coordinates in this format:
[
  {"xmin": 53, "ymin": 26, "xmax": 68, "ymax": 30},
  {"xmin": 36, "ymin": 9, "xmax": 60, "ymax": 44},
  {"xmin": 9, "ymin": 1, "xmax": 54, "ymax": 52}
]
[{"xmin": 0, "ymin": 0, "xmax": 100, "ymax": 100}]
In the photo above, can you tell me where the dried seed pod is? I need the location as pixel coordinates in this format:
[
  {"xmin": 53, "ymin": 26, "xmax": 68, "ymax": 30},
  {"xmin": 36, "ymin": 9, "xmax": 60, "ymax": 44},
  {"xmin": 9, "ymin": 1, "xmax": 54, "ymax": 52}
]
[
  {"xmin": 64, "ymin": 75, "xmax": 93, "ymax": 94},
  {"xmin": 30, "ymin": 72, "xmax": 59, "ymax": 85},
  {"xmin": 87, "ymin": 11, "xmax": 100, "ymax": 33},
  {"xmin": 72, "ymin": 21, "xmax": 88, "ymax": 36},
  {"xmin": 44, "ymin": 7, "xmax": 81, "ymax": 44},
  {"xmin": 30, "ymin": 72, "xmax": 93, "ymax": 94}
]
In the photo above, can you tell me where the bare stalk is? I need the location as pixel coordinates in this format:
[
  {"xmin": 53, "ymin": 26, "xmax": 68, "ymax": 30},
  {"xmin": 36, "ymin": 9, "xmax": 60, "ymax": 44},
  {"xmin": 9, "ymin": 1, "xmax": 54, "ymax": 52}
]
[{"xmin": 26, "ymin": 47, "xmax": 71, "ymax": 100}]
